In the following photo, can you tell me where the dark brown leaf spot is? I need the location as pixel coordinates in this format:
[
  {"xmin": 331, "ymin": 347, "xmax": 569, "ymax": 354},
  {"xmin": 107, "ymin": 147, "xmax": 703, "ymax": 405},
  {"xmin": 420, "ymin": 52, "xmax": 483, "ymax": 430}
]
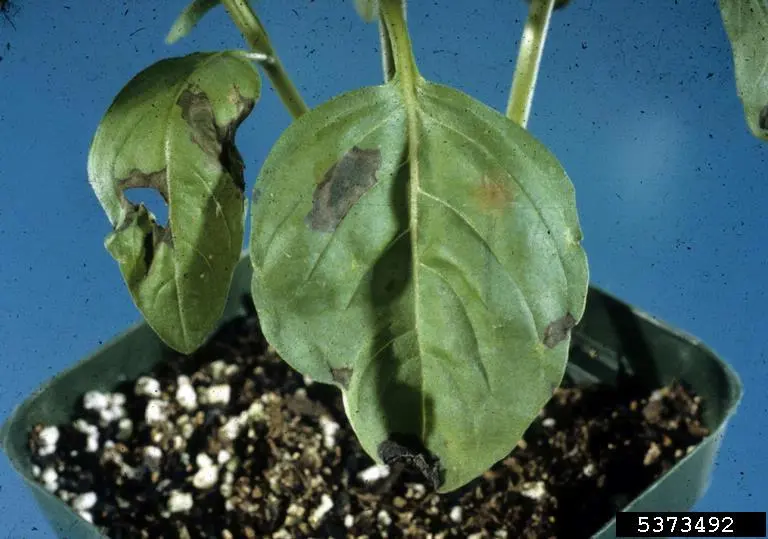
[
  {"xmin": 331, "ymin": 367, "xmax": 352, "ymax": 388},
  {"xmin": 114, "ymin": 205, "xmax": 172, "ymax": 272},
  {"xmin": 118, "ymin": 168, "xmax": 169, "ymax": 202},
  {"xmin": 759, "ymin": 104, "xmax": 768, "ymax": 131},
  {"xmin": 543, "ymin": 313, "xmax": 577, "ymax": 348},
  {"xmin": 305, "ymin": 146, "xmax": 382, "ymax": 232},
  {"xmin": 177, "ymin": 86, "xmax": 254, "ymax": 193},
  {"xmin": 378, "ymin": 435, "xmax": 444, "ymax": 490}
]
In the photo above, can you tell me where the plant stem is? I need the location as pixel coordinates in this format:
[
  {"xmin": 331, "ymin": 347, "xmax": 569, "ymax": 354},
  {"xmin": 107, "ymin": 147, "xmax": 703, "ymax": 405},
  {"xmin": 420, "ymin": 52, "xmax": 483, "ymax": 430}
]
[
  {"xmin": 378, "ymin": 18, "xmax": 396, "ymax": 82},
  {"xmin": 221, "ymin": 0, "xmax": 309, "ymax": 119},
  {"xmin": 505, "ymin": 0, "xmax": 556, "ymax": 128},
  {"xmin": 379, "ymin": 0, "xmax": 419, "ymax": 84}
]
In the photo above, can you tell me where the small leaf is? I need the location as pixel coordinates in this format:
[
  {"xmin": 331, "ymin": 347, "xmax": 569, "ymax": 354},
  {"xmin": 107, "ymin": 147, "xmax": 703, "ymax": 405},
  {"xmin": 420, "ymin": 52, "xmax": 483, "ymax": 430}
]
[
  {"xmin": 250, "ymin": 74, "xmax": 588, "ymax": 491},
  {"xmin": 88, "ymin": 52, "xmax": 261, "ymax": 353},
  {"xmin": 353, "ymin": 0, "xmax": 379, "ymax": 22},
  {"xmin": 719, "ymin": 0, "xmax": 768, "ymax": 141},
  {"xmin": 166, "ymin": 0, "xmax": 220, "ymax": 44},
  {"xmin": 522, "ymin": 0, "xmax": 572, "ymax": 10}
]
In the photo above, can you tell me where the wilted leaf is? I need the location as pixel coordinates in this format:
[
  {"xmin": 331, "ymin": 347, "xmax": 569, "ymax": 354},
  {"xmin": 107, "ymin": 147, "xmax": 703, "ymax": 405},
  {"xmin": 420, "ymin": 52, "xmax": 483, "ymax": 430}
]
[
  {"xmin": 250, "ymin": 71, "xmax": 588, "ymax": 491},
  {"xmin": 719, "ymin": 0, "xmax": 768, "ymax": 141},
  {"xmin": 88, "ymin": 52, "xmax": 260, "ymax": 353},
  {"xmin": 353, "ymin": 0, "xmax": 379, "ymax": 22}
]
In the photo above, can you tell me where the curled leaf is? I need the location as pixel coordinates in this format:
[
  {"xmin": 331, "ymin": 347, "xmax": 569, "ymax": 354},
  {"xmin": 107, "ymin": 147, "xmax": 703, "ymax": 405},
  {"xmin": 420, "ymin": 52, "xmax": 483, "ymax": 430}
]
[
  {"xmin": 88, "ymin": 52, "xmax": 261, "ymax": 353},
  {"xmin": 166, "ymin": 0, "xmax": 221, "ymax": 44},
  {"xmin": 719, "ymin": 0, "xmax": 768, "ymax": 141},
  {"xmin": 250, "ymin": 73, "xmax": 588, "ymax": 491}
]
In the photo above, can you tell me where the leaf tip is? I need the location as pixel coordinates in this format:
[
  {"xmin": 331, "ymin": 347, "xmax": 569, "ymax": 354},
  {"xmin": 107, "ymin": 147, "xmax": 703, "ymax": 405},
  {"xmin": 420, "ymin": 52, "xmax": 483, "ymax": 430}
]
[{"xmin": 377, "ymin": 435, "xmax": 444, "ymax": 490}]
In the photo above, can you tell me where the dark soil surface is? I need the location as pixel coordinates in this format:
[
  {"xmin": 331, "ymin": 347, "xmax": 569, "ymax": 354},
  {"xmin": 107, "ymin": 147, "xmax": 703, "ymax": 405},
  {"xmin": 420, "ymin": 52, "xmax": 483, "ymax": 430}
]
[{"xmin": 28, "ymin": 306, "xmax": 709, "ymax": 539}]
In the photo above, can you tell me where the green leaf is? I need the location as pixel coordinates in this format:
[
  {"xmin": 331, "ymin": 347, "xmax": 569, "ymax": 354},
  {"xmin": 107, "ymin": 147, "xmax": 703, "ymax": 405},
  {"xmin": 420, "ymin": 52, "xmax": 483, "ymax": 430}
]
[
  {"xmin": 166, "ymin": 0, "xmax": 221, "ymax": 44},
  {"xmin": 249, "ymin": 75, "xmax": 588, "ymax": 491},
  {"xmin": 353, "ymin": 0, "xmax": 379, "ymax": 22},
  {"xmin": 719, "ymin": 0, "xmax": 768, "ymax": 141},
  {"xmin": 88, "ymin": 52, "xmax": 260, "ymax": 353}
]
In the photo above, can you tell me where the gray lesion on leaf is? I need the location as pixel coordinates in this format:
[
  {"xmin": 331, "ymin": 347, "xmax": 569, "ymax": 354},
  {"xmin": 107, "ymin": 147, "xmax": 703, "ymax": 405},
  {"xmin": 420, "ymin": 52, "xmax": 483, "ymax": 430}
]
[
  {"xmin": 543, "ymin": 313, "xmax": 577, "ymax": 348},
  {"xmin": 330, "ymin": 367, "xmax": 352, "ymax": 388},
  {"xmin": 305, "ymin": 146, "xmax": 382, "ymax": 232},
  {"xmin": 759, "ymin": 104, "xmax": 768, "ymax": 131},
  {"xmin": 177, "ymin": 85, "xmax": 254, "ymax": 193}
]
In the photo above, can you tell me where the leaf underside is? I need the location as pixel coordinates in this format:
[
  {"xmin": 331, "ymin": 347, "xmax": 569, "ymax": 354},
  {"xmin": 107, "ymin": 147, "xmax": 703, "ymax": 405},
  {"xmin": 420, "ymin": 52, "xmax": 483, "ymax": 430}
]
[
  {"xmin": 88, "ymin": 52, "xmax": 260, "ymax": 353},
  {"xmin": 166, "ymin": 0, "xmax": 221, "ymax": 44},
  {"xmin": 250, "ymin": 76, "xmax": 588, "ymax": 492},
  {"xmin": 719, "ymin": 0, "xmax": 768, "ymax": 141}
]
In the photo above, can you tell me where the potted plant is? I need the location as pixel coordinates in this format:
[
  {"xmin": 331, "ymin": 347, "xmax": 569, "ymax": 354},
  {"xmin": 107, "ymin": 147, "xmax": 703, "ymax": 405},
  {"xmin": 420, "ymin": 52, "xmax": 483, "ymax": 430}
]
[{"xmin": 1, "ymin": 0, "xmax": 755, "ymax": 536}]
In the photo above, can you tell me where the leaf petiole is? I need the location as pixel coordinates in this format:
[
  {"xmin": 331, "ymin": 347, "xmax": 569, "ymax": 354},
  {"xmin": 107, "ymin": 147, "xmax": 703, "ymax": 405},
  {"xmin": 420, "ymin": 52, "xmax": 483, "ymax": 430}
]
[
  {"xmin": 220, "ymin": 0, "xmax": 309, "ymax": 119},
  {"xmin": 505, "ymin": 0, "xmax": 556, "ymax": 128},
  {"xmin": 239, "ymin": 51, "xmax": 275, "ymax": 65}
]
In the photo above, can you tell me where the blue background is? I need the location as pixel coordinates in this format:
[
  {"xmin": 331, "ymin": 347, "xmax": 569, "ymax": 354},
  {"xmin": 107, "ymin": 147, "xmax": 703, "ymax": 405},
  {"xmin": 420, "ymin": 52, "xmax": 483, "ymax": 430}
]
[{"xmin": 1, "ymin": 1, "xmax": 765, "ymax": 536}]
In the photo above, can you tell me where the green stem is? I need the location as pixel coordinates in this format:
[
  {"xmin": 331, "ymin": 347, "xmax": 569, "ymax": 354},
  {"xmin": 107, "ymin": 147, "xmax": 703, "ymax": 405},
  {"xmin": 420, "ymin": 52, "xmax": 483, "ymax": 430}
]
[
  {"xmin": 221, "ymin": 0, "xmax": 309, "ymax": 119},
  {"xmin": 505, "ymin": 0, "xmax": 556, "ymax": 128},
  {"xmin": 379, "ymin": 0, "xmax": 419, "ymax": 84},
  {"xmin": 378, "ymin": 18, "xmax": 396, "ymax": 82}
]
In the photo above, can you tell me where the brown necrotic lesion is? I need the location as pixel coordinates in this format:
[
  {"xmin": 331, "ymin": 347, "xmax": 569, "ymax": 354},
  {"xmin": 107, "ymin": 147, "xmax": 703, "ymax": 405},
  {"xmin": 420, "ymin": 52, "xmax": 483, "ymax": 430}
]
[{"xmin": 543, "ymin": 313, "xmax": 576, "ymax": 349}]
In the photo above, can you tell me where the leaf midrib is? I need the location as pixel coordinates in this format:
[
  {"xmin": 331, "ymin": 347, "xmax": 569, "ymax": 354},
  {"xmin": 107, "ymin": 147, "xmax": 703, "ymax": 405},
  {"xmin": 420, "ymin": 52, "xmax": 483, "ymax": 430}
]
[{"xmin": 402, "ymin": 77, "xmax": 425, "ymax": 439}]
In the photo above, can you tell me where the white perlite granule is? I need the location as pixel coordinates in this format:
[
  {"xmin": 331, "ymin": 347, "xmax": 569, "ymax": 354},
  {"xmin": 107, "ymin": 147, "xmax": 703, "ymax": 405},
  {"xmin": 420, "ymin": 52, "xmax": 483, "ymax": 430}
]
[
  {"xmin": 37, "ymin": 426, "xmax": 60, "ymax": 456},
  {"xmin": 41, "ymin": 467, "xmax": 58, "ymax": 492},
  {"xmin": 449, "ymin": 506, "xmax": 463, "ymax": 523},
  {"xmin": 192, "ymin": 465, "xmax": 219, "ymax": 490},
  {"xmin": 135, "ymin": 376, "xmax": 161, "ymax": 397},
  {"xmin": 145, "ymin": 399, "xmax": 169, "ymax": 424},
  {"xmin": 83, "ymin": 391, "xmax": 110, "ymax": 411},
  {"xmin": 192, "ymin": 453, "xmax": 219, "ymax": 490},
  {"xmin": 117, "ymin": 418, "xmax": 133, "ymax": 440},
  {"xmin": 309, "ymin": 494, "xmax": 334, "ymax": 526},
  {"xmin": 201, "ymin": 384, "xmax": 231, "ymax": 406},
  {"xmin": 167, "ymin": 490, "xmax": 194, "ymax": 513},
  {"xmin": 217, "ymin": 450, "xmax": 232, "ymax": 465},
  {"xmin": 73, "ymin": 419, "xmax": 99, "ymax": 453},
  {"xmin": 71, "ymin": 492, "xmax": 98, "ymax": 512},
  {"xmin": 377, "ymin": 510, "xmax": 392, "ymax": 526},
  {"xmin": 319, "ymin": 416, "xmax": 340, "ymax": 450},
  {"xmin": 218, "ymin": 415, "xmax": 244, "ymax": 442},
  {"xmin": 176, "ymin": 376, "xmax": 198, "ymax": 411},
  {"xmin": 358, "ymin": 464, "xmax": 390, "ymax": 483},
  {"xmin": 519, "ymin": 480, "xmax": 547, "ymax": 500},
  {"xmin": 143, "ymin": 446, "xmax": 163, "ymax": 468}
]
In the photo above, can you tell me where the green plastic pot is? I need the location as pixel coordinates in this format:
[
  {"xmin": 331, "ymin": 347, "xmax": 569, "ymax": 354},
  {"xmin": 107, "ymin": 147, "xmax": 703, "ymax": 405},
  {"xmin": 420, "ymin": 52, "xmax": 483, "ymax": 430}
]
[{"xmin": 0, "ymin": 255, "xmax": 743, "ymax": 539}]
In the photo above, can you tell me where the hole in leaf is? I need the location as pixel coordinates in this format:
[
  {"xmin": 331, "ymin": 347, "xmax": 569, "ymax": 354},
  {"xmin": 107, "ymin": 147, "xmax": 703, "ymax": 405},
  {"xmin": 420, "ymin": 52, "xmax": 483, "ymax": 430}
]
[{"xmin": 124, "ymin": 187, "xmax": 169, "ymax": 227}]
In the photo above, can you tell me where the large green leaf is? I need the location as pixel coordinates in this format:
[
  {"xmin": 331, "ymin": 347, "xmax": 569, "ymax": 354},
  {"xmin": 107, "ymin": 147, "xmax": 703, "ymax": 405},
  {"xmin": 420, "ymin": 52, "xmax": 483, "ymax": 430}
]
[
  {"xmin": 719, "ymin": 0, "xmax": 768, "ymax": 141},
  {"xmin": 250, "ymin": 72, "xmax": 588, "ymax": 491},
  {"xmin": 88, "ymin": 52, "xmax": 260, "ymax": 353}
]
